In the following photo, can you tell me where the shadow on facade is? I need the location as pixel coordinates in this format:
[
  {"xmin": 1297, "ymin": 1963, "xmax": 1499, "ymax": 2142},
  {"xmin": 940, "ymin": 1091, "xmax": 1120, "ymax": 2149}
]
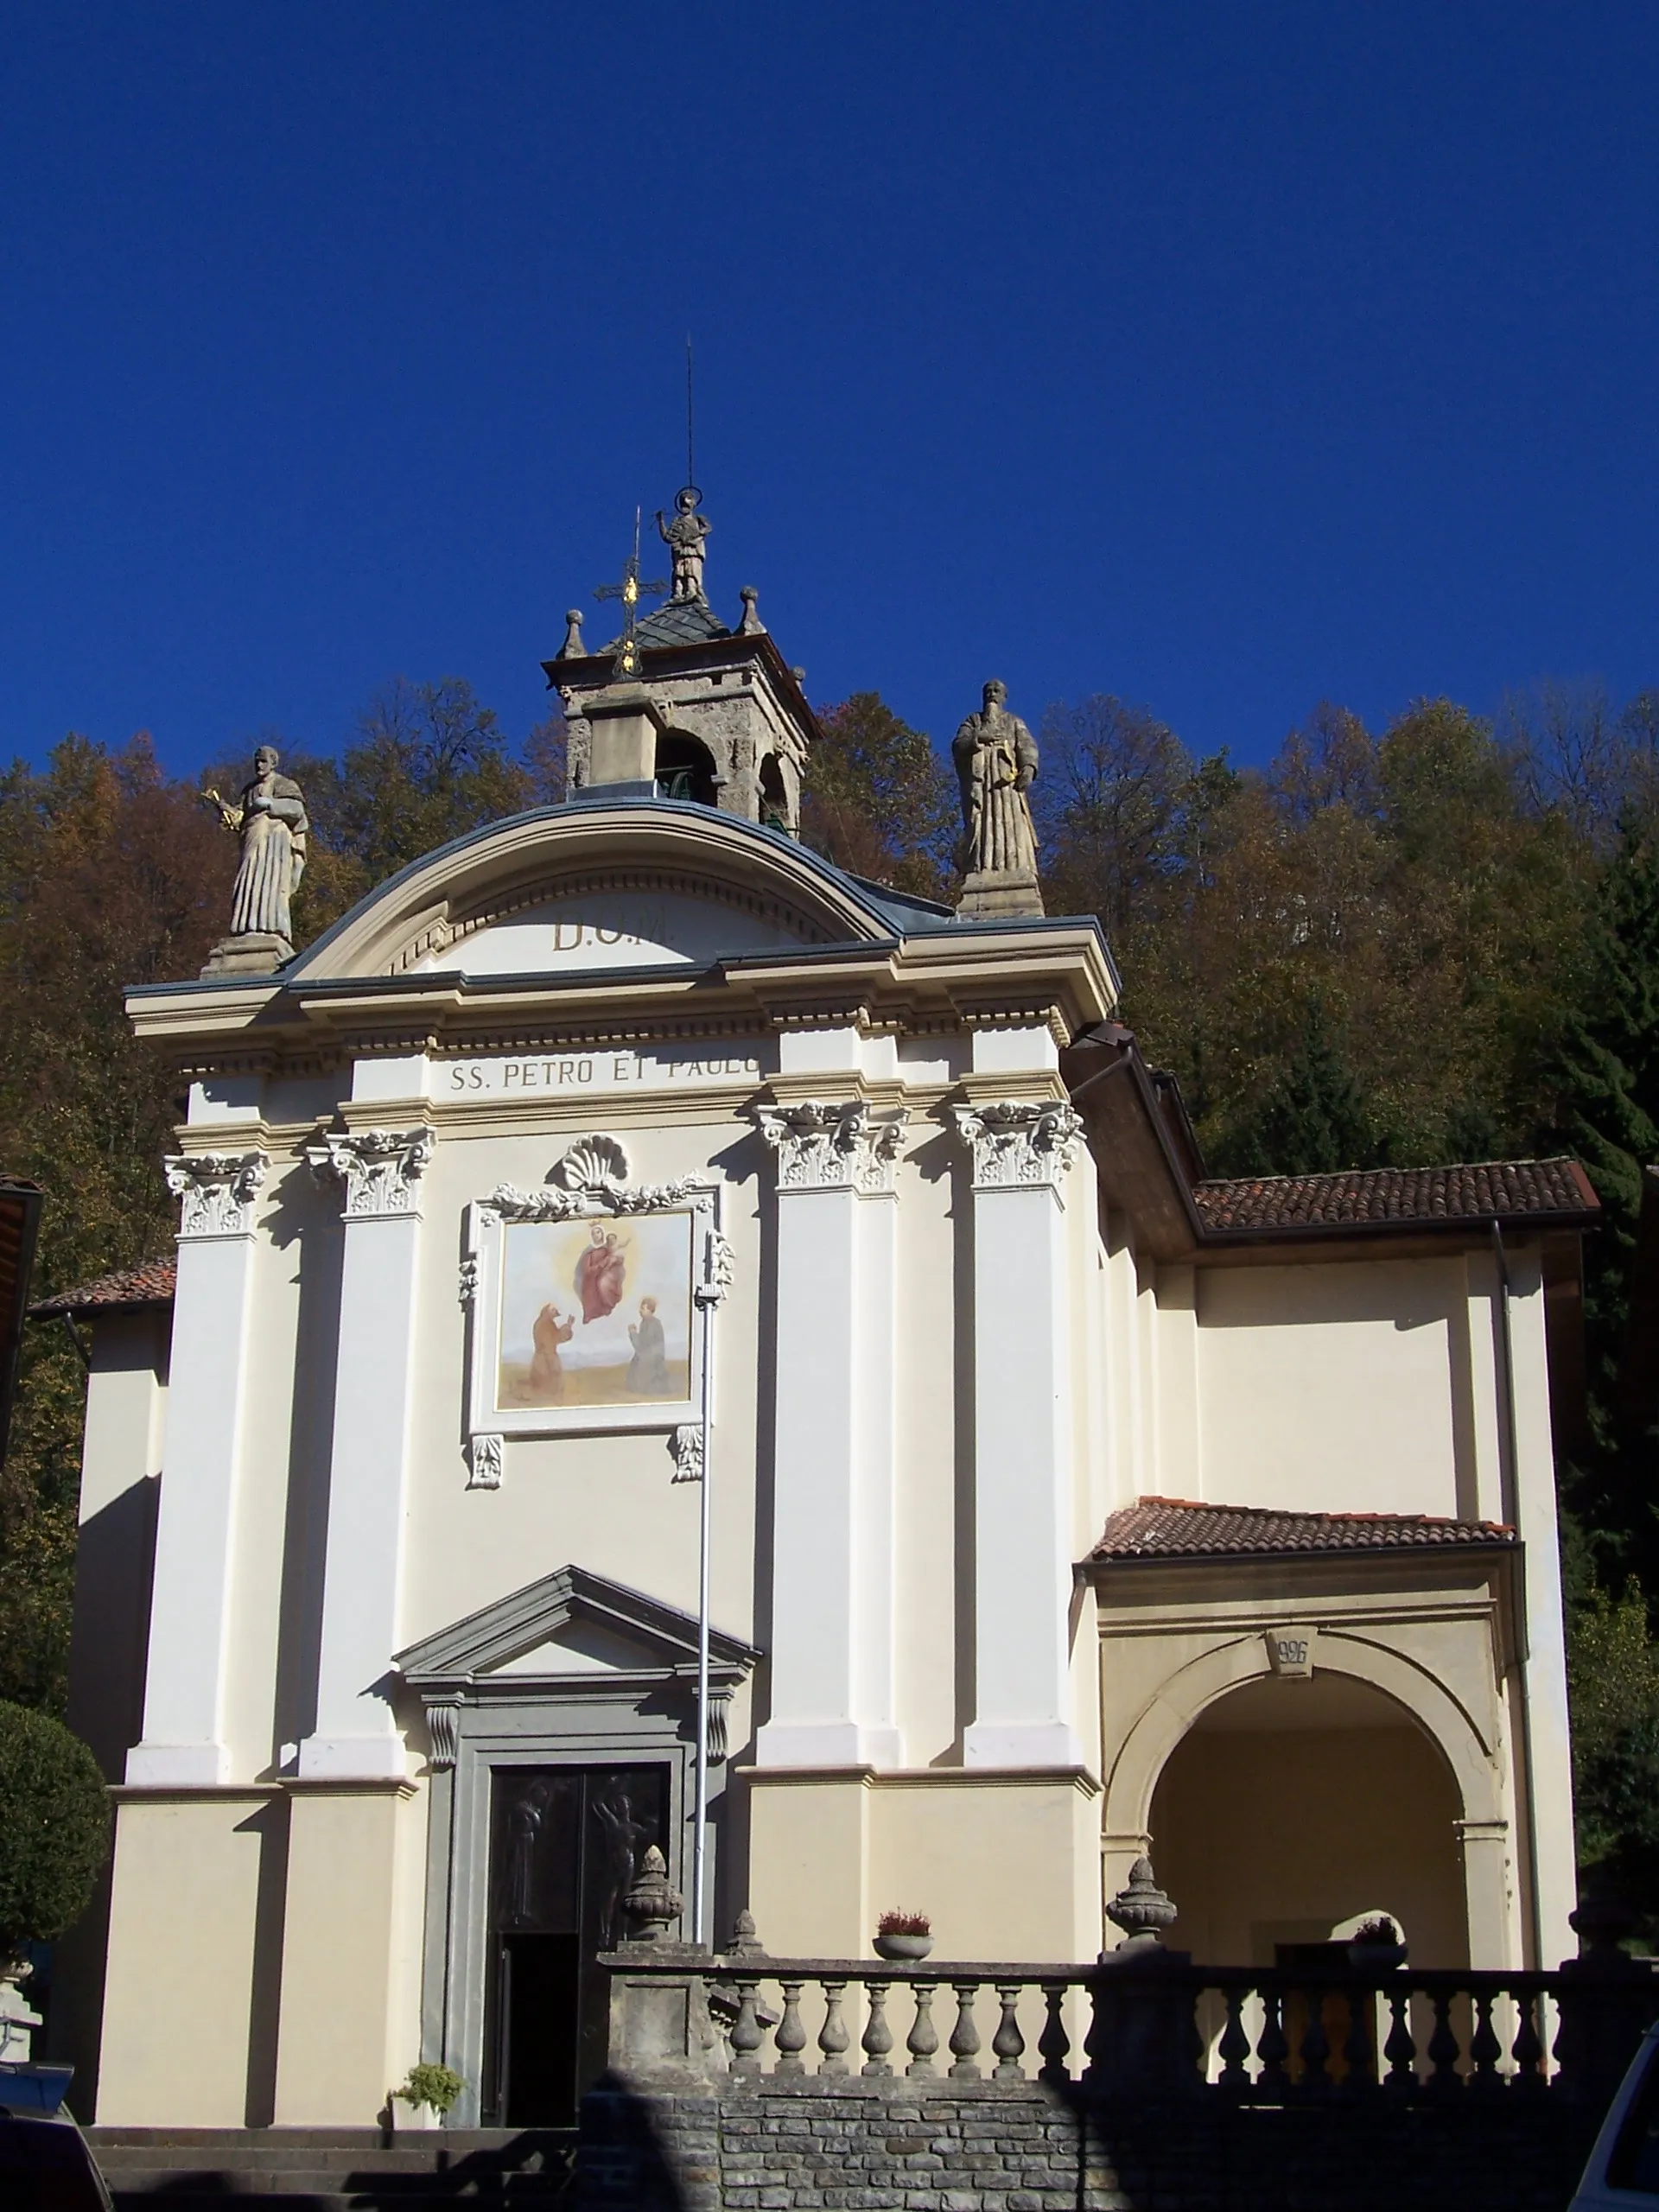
[
  {"xmin": 575, "ymin": 2074, "xmax": 692, "ymax": 2212},
  {"xmin": 1054, "ymin": 2083, "xmax": 1604, "ymax": 2212}
]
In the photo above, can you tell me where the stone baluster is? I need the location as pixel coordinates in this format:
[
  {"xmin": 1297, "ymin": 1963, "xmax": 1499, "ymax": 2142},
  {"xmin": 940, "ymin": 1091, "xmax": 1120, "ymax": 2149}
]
[
  {"xmin": 948, "ymin": 1983, "xmax": 982, "ymax": 2080},
  {"xmin": 861, "ymin": 1980, "xmax": 894, "ymax": 2076},
  {"xmin": 1469, "ymin": 1990, "xmax": 1503, "ymax": 2093},
  {"xmin": 1300, "ymin": 1988, "xmax": 1331, "ymax": 2090},
  {"xmin": 774, "ymin": 1980, "xmax": 808, "ymax": 2075},
  {"xmin": 1038, "ymin": 1984, "xmax": 1071, "ymax": 2085},
  {"xmin": 818, "ymin": 1980, "xmax": 851, "ymax": 2075},
  {"xmin": 1255, "ymin": 1990, "xmax": 1290, "ymax": 2095},
  {"xmin": 906, "ymin": 1983, "xmax": 940, "ymax": 2077},
  {"xmin": 1341, "ymin": 1984, "xmax": 1374, "ymax": 2089},
  {"xmin": 1509, "ymin": 1986, "xmax": 1546, "ymax": 2092},
  {"xmin": 1217, "ymin": 1987, "xmax": 1251, "ymax": 2093},
  {"xmin": 1081, "ymin": 1970, "xmax": 1112, "ymax": 2090},
  {"xmin": 1382, "ymin": 1989, "xmax": 1416, "ymax": 2090},
  {"xmin": 729, "ymin": 1979, "xmax": 766, "ymax": 2075},
  {"xmin": 1426, "ymin": 1993, "xmax": 1460, "ymax": 2091},
  {"xmin": 993, "ymin": 1986, "xmax": 1027, "ymax": 2080}
]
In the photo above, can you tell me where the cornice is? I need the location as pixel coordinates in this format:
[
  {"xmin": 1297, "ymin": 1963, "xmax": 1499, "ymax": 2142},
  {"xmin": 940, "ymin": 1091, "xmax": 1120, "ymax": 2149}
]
[
  {"xmin": 957, "ymin": 1070, "xmax": 1070, "ymax": 1108},
  {"xmin": 125, "ymin": 926, "xmax": 1117, "ymax": 1073}
]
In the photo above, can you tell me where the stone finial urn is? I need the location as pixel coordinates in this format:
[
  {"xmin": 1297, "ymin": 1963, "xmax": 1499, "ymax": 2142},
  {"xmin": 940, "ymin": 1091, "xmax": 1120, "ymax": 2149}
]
[
  {"xmin": 620, "ymin": 1847, "xmax": 684, "ymax": 1946},
  {"xmin": 1105, "ymin": 1857, "xmax": 1178, "ymax": 1951},
  {"xmin": 1568, "ymin": 1874, "xmax": 1642, "ymax": 1973}
]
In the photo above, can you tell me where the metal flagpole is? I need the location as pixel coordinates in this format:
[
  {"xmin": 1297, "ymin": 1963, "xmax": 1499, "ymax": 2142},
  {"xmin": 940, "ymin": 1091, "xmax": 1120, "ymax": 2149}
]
[{"xmin": 690, "ymin": 1218, "xmax": 728, "ymax": 1947}]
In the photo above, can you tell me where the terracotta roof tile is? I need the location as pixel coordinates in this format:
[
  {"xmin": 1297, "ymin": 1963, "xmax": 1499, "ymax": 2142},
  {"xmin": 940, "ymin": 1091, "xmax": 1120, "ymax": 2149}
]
[
  {"xmin": 1193, "ymin": 1157, "xmax": 1597, "ymax": 1235},
  {"xmin": 1087, "ymin": 1496, "xmax": 1516, "ymax": 1563},
  {"xmin": 30, "ymin": 1255, "xmax": 177, "ymax": 1319}
]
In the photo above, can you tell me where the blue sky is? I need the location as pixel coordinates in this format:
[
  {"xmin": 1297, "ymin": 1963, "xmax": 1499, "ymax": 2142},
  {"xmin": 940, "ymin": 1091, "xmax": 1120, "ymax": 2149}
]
[{"xmin": 3, "ymin": 4, "xmax": 1656, "ymax": 776}]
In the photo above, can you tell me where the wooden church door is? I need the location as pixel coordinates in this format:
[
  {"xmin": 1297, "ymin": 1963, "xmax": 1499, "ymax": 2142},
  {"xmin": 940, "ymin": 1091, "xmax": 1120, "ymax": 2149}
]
[{"xmin": 485, "ymin": 1763, "xmax": 671, "ymax": 2125}]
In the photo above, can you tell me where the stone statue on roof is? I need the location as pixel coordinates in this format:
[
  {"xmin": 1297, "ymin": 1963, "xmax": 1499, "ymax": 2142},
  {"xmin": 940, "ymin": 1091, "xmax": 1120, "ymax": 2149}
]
[
  {"xmin": 199, "ymin": 744, "xmax": 310, "ymax": 973},
  {"xmin": 951, "ymin": 680, "xmax": 1045, "ymax": 918},
  {"xmin": 656, "ymin": 486, "xmax": 710, "ymax": 603}
]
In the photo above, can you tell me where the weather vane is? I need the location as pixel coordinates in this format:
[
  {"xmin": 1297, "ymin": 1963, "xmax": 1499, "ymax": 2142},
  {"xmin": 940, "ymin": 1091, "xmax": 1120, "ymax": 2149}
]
[{"xmin": 594, "ymin": 506, "xmax": 667, "ymax": 678}]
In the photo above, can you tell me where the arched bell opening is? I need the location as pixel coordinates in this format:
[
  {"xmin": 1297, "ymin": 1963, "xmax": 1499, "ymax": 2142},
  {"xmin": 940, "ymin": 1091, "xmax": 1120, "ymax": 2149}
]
[
  {"xmin": 1148, "ymin": 1670, "xmax": 1467, "ymax": 1971},
  {"xmin": 759, "ymin": 753, "xmax": 791, "ymax": 834},
  {"xmin": 655, "ymin": 730, "xmax": 719, "ymax": 808}
]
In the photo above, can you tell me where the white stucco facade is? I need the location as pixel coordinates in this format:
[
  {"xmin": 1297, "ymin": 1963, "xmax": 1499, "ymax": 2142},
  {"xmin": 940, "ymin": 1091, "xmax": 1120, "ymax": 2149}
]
[{"xmin": 48, "ymin": 755, "xmax": 1595, "ymax": 2127}]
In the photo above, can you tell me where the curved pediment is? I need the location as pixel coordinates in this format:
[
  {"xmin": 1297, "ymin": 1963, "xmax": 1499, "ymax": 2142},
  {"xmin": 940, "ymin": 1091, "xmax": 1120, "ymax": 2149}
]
[{"xmin": 287, "ymin": 801, "xmax": 911, "ymax": 982}]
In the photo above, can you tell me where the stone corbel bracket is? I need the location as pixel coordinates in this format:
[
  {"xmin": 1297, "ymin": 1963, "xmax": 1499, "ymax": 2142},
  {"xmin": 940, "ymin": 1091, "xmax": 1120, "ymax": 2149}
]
[
  {"xmin": 164, "ymin": 1150, "xmax": 270, "ymax": 1239},
  {"xmin": 750, "ymin": 1099, "xmax": 910, "ymax": 1194}
]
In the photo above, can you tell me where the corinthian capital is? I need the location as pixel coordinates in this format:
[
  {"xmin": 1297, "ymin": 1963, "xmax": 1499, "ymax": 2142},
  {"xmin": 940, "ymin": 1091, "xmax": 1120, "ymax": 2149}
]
[
  {"xmin": 751, "ymin": 1100, "xmax": 909, "ymax": 1194},
  {"xmin": 164, "ymin": 1151, "xmax": 270, "ymax": 1239},
  {"xmin": 306, "ymin": 1127, "xmax": 435, "ymax": 1218},
  {"xmin": 950, "ymin": 1100, "xmax": 1084, "ymax": 1192}
]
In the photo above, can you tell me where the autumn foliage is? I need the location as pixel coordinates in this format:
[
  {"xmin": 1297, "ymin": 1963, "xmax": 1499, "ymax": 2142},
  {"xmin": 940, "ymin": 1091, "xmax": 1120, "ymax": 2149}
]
[{"xmin": 5, "ymin": 666, "xmax": 1659, "ymax": 1910}]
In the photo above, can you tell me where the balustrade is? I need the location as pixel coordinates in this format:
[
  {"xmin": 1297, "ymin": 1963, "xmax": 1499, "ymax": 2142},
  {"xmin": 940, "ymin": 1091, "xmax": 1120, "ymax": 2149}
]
[{"xmin": 605, "ymin": 1947, "xmax": 1659, "ymax": 2105}]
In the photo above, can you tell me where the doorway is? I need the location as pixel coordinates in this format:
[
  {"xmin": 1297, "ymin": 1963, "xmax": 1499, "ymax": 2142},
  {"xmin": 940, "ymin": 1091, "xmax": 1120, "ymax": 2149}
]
[{"xmin": 484, "ymin": 1764, "xmax": 669, "ymax": 2126}]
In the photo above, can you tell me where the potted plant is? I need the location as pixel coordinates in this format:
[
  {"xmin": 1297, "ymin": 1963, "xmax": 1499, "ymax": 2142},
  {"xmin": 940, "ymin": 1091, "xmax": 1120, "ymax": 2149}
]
[
  {"xmin": 873, "ymin": 1910, "xmax": 933, "ymax": 1962},
  {"xmin": 1345, "ymin": 1915, "xmax": 1407, "ymax": 1971},
  {"xmin": 392, "ymin": 2063, "xmax": 464, "ymax": 2131}
]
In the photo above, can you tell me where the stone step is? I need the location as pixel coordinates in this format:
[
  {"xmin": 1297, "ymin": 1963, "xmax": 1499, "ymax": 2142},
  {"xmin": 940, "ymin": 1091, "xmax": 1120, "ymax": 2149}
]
[
  {"xmin": 96, "ymin": 2145, "xmax": 461, "ymax": 2169},
  {"xmin": 88, "ymin": 2124, "xmax": 576, "ymax": 2202},
  {"xmin": 109, "ymin": 2186, "xmax": 570, "ymax": 2203},
  {"xmin": 88, "ymin": 2127, "xmax": 553, "ymax": 2149}
]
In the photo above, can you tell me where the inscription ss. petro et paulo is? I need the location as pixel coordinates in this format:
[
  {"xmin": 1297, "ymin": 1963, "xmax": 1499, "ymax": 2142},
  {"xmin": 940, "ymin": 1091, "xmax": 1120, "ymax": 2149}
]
[{"xmin": 442, "ymin": 1046, "xmax": 763, "ymax": 1097}]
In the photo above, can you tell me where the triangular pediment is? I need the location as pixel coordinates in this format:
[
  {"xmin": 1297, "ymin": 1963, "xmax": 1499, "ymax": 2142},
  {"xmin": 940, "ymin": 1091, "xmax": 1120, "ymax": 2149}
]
[{"xmin": 393, "ymin": 1562, "xmax": 760, "ymax": 1687}]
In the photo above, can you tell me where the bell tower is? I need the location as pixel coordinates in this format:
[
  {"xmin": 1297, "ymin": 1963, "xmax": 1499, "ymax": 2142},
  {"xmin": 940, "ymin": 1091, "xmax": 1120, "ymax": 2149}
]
[{"xmin": 544, "ymin": 488, "xmax": 814, "ymax": 834}]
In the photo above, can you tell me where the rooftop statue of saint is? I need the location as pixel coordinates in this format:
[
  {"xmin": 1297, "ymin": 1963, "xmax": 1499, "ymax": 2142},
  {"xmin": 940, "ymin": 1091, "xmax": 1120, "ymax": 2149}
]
[
  {"xmin": 951, "ymin": 679, "xmax": 1046, "ymax": 918},
  {"xmin": 199, "ymin": 745, "xmax": 310, "ymax": 975},
  {"xmin": 655, "ymin": 486, "xmax": 710, "ymax": 603}
]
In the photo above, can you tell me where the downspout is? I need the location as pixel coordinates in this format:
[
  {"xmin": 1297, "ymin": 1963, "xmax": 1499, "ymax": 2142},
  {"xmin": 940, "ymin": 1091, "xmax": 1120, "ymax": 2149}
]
[{"xmin": 1492, "ymin": 1218, "xmax": 1548, "ymax": 1972}]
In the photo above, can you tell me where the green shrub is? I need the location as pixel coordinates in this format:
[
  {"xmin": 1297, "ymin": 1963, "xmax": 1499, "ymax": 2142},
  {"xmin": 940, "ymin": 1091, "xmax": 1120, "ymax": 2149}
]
[
  {"xmin": 395, "ymin": 2063, "xmax": 463, "ymax": 2116},
  {"xmin": 0, "ymin": 1701, "xmax": 110, "ymax": 1961}
]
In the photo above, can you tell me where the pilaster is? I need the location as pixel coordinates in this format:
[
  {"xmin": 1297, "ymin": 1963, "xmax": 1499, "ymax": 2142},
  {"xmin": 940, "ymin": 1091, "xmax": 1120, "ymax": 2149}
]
[
  {"xmin": 753, "ymin": 1097, "xmax": 906, "ymax": 1768},
  {"xmin": 951, "ymin": 1096, "xmax": 1087, "ymax": 1768},
  {"xmin": 126, "ymin": 1147, "xmax": 270, "ymax": 1788},
  {"xmin": 299, "ymin": 1125, "xmax": 435, "ymax": 1780}
]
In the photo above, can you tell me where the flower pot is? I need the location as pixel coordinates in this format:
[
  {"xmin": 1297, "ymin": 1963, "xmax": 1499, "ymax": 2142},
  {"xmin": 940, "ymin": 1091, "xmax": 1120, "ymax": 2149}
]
[
  {"xmin": 874, "ymin": 1931, "xmax": 933, "ymax": 1961},
  {"xmin": 1346, "ymin": 1942, "xmax": 1407, "ymax": 1973}
]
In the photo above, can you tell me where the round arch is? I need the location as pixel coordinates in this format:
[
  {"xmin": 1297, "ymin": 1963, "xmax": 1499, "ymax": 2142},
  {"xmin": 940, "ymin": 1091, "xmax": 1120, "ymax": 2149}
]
[
  {"xmin": 654, "ymin": 728, "xmax": 720, "ymax": 808},
  {"xmin": 284, "ymin": 797, "xmax": 906, "ymax": 982},
  {"xmin": 1103, "ymin": 1628, "xmax": 1503, "ymax": 1846}
]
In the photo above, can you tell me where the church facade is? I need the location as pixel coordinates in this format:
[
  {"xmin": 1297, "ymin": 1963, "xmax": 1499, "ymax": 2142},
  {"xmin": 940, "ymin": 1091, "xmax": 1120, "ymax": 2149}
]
[{"xmin": 43, "ymin": 515, "xmax": 1597, "ymax": 2128}]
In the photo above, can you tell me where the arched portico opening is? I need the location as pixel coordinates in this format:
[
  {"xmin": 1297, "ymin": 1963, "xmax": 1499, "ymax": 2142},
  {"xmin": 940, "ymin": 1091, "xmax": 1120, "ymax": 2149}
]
[
  {"xmin": 655, "ymin": 729, "xmax": 719, "ymax": 807},
  {"xmin": 759, "ymin": 753, "xmax": 791, "ymax": 832},
  {"xmin": 1149, "ymin": 1671, "xmax": 1467, "ymax": 1967}
]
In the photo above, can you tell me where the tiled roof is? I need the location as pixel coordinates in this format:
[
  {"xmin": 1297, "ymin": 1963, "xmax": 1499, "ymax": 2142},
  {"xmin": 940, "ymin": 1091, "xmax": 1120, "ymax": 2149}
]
[
  {"xmin": 605, "ymin": 595, "xmax": 732, "ymax": 653},
  {"xmin": 1193, "ymin": 1158, "xmax": 1597, "ymax": 1235},
  {"xmin": 1087, "ymin": 1496, "xmax": 1516, "ymax": 1563},
  {"xmin": 30, "ymin": 1255, "xmax": 177, "ymax": 1319}
]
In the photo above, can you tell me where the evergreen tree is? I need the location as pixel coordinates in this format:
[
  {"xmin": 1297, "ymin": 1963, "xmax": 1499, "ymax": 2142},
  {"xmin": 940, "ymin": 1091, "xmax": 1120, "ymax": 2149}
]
[
  {"xmin": 1215, "ymin": 999, "xmax": 1383, "ymax": 1178},
  {"xmin": 801, "ymin": 693, "xmax": 956, "ymax": 904},
  {"xmin": 1548, "ymin": 821, "xmax": 1659, "ymax": 1318}
]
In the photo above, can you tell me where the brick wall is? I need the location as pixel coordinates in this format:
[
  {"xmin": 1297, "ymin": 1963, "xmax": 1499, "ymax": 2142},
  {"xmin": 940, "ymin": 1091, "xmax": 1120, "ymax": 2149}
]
[{"xmin": 578, "ymin": 2074, "xmax": 1608, "ymax": 2212}]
